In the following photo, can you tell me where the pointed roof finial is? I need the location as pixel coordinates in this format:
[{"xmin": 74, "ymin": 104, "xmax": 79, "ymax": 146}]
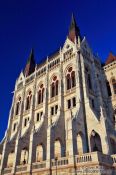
[
  {"xmin": 24, "ymin": 48, "xmax": 36, "ymax": 77},
  {"xmin": 68, "ymin": 13, "xmax": 81, "ymax": 43},
  {"xmin": 27, "ymin": 48, "xmax": 34, "ymax": 64},
  {"xmin": 69, "ymin": 13, "xmax": 77, "ymax": 31}
]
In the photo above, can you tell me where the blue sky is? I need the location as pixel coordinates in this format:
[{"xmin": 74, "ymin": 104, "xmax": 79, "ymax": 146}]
[{"xmin": 0, "ymin": 0, "xmax": 116, "ymax": 141}]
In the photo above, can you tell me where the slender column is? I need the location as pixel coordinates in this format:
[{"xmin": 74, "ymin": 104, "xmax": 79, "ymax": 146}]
[
  {"xmin": 12, "ymin": 78, "xmax": 26, "ymax": 173},
  {"xmin": 28, "ymin": 71, "xmax": 37, "ymax": 173},
  {"xmin": 79, "ymin": 52, "xmax": 89, "ymax": 152},
  {"xmin": 66, "ymin": 113, "xmax": 74, "ymax": 164},
  {"xmin": 46, "ymin": 58, "xmax": 52, "ymax": 171}
]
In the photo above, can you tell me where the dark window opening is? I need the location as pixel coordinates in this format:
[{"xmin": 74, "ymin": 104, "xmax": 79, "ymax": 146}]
[
  {"xmin": 51, "ymin": 107, "xmax": 54, "ymax": 115},
  {"xmin": 37, "ymin": 113, "xmax": 39, "ymax": 121},
  {"xmin": 24, "ymin": 118, "xmax": 27, "ymax": 127},
  {"xmin": 13, "ymin": 123, "xmax": 16, "ymax": 131},
  {"xmin": 68, "ymin": 99, "xmax": 71, "ymax": 109},
  {"xmin": 55, "ymin": 105, "xmax": 58, "ymax": 114},
  {"xmin": 72, "ymin": 97, "xmax": 76, "ymax": 107},
  {"xmin": 106, "ymin": 81, "xmax": 111, "ymax": 96}
]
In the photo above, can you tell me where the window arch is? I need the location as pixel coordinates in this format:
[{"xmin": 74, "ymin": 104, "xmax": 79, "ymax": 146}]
[
  {"xmin": 77, "ymin": 133, "xmax": 83, "ymax": 154},
  {"xmin": 20, "ymin": 148, "xmax": 28, "ymax": 165},
  {"xmin": 90, "ymin": 130, "xmax": 102, "ymax": 152},
  {"xmin": 36, "ymin": 144, "xmax": 44, "ymax": 162},
  {"xmin": 15, "ymin": 97, "xmax": 21, "ymax": 115},
  {"xmin": 37, "ymin": 84, "xmax": 44, "ymax": 104},
  {"xmin": 66, "ymin": 67, "xmax": 76, "ymax": 90},
  {"xmin": 7, "ymin": 151, "xmax": 15, "ymax": 167},
  {"xmin": 51, "ymin": 76, "xmax": 59, "ymax": 98},
  {"xmin": 85, "ymin": 67, "xmax": 92, "ymax": 90},
  {"xmin": 54, "ymin": 139, "xmax": 61, "ymax": 158},
  {"xmin": 112, "ymin": 78, "xmax": 116, "ymax": 94},
  {"xmin": 26, "ymin": 91, "xmax": 32, "ymax": 110}
]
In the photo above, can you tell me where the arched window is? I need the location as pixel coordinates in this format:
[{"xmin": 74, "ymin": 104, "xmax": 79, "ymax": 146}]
[
  {"xmin": 54, "ymin": 139, "xmax": 61, "ymax": 158},
  {"xmin": 7, "ymin": 151, "xmax": 15, "ymax": 167},
  {"xmin": 36, "ymin": 144, "xmax": 43, "ymax": 162},
  {"xmin": 112, "ymin": 79, "xmax": 116, "ymax": 94},
  {"xmin": 38, "ymin": 84, "xmax": 44, "ymax": 104},
  {"xmin": 66, "ymin": 67, "xmax": 76, "ymax": 90},
  {"xmin": 90, "ymin": 130, "xmax": 102, "ymax": 152},
  {"xmin": 26, "ymin": 91, "xmax": 32, "ymax": 110},
  {"xmin": 51, "ymin": 76, "xmax": 59, "ymax": 98},
  {"xmin": 71, "ymin": 71, "xmax": 76, "ymax": 87},
  {"xmin": 20, "ymin": 148, "xmax": 28, "ymax": 165},
  {"xmin": 106, "ymin": 81, "xmax": 111, "ymax": 96},
  {"xmin": 15, "ymin": 97, "xmax": 21, "ymax": 115},
  {"xmin": 87, "ymin": 74, "xmax": 92, "ymax": 90},
  {"xmin": 85, "ymin": 67, "xmax": 92, "ymax": 90},
  {"xmin": 77, "ymin": 134, "xmax": 83, "ymax": 154}
]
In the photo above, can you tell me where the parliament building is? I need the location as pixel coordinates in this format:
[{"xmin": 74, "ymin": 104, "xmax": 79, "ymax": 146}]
[{"xmin": 0, "ymin": 15, "xmax": 116, "ymax": 175}]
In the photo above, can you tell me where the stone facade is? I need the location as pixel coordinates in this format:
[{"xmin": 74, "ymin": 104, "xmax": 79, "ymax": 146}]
[{"xmin": 0, "ymin": 15, "xmax": 116, "ymax": 175}]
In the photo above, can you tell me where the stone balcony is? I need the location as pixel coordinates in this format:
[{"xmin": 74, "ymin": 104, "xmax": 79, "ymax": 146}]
[
  {"xmin": 2, "ymin": 152, "xmax": 116, "ymax": 175},
  {"xmin": 32, "ymin": 161, "xmax": 46, "ymax": 171},
  {"xmin": 16, "ymin": 164, "xmax": 28, "ymax": 173},
  {"xmin": 3, "ymin": 167, "xmax": 12, "ymax": 174}
]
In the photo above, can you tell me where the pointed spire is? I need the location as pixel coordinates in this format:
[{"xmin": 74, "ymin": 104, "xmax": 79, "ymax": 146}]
[
  {"xmin": 27, "ymin": 48, "xmax": 34, "ymax": 64},
  {"xmin": 69, "ymin": 13, "xmax": 77, "ymax": 31},
  {"xmin": 68, "ymin": 13, "xmax": 81, "ymax": 43},
  {"xmin": 24, "ymin": 49, "xmax": 36, "ymax": 77}
]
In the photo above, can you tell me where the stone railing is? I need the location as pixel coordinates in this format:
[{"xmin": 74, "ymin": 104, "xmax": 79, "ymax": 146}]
[
  {"xmin": 65, "ymin": 86, "xmax": 76, "ymax": 95},
  {"xmin": 51, "ymin": 157, "xmax": 68, "ymax": 167},
  {"xmin": 75, "ymin": 153, "xmax": 92, "ymax": 164},
  {"xmin": 3, "ymin": 167, "xmax": 12, "ymax": 174},
  {"xmin": 32, "ymin": 161, "xmax": 46, "ymax": 170},
  {"xmin": 25, "ymin": 74, "xmax": 35, "ymax": 84},
  {"xmin": 50, "ymin": 96, "xmax": 58, "ymax": 103},
  {"xmin": 23, "ymin": 109, "xmax": 30, "ymax": 116},
  {"xmin": 9, "ymin": 152, "xmax": 114, "ymax": 173},
  {"xmin": 16, "ymin": 164, "xmax": 28, "ymax": 172}
]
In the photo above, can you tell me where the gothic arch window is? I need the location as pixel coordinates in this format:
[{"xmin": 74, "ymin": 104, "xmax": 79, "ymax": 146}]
[
  {"xmin": 85, "ymin": 67, "xmax": 92, "ymax": 90},
  {"xmin": 15, "ymin": 97, "xmax": 21, "ymax": 115},
  {"xmin": 20, "ymin": 148, "xmax": 28, "ymax": 165},
  {"xmin": 37, "ymin": 84, "xmax": 44, "ymax": 104},
  {"xmin": 54, "ymin": 139, "xmax": 61, "ymax": 158},
  {"xmin": 51, "ymin": 76, "xmax": 59, "ymax": 98},
  {"xmin": 36, "ymin": 144, "xmax": 44, "ymax": 162},
  {"xmin": 90, "ymin": 130, "xmax": 102, "ymax": 152},
  {"xmin": 7, "ymin": 151, "xmax": 15, "ymax": 167},
  {"xmin": 106, "ymin": 81, "xmax": 111, "ymax": 96},
  {"xmin": 66, "ymin": 67, "xmax": 76, "ymax": 90},
  {"xmin": 112, "ymin": 78, "xmax": 116, "ymax": 94},
  {"xmin": 77, "ymin": 133, "xmax": 83, "ymax": 154},
  {"xmin": 26, "ymin": 91, "xmax": 32, "ymax": 110}
]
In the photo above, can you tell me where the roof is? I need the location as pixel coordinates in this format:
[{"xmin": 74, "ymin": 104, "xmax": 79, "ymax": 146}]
[{"xmin": 105, "ymin": 52, "xmax": 116, "ymax": 65}]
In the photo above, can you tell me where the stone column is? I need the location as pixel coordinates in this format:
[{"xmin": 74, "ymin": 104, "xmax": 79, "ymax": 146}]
[
  {"xmin": 12, "ymin": 79, "xmax": 26, "ymax": 173},
  {"xmin": 46, "ymin": 58, "xmax": 52, "ymax": 172},
  {"xmin": 27, "ymin": 72, "xmax": 37, "ymax": 173},
  {"xmin": 79, "ymin": 52, "xmax": 90, "ymax": 152}
]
